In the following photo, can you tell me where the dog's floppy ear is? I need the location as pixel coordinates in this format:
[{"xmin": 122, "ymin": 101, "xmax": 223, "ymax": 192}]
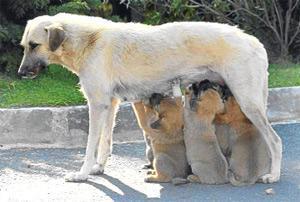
[{"xmin": 45, "ymin": 23, "xmax": 65, "ymax": 52}]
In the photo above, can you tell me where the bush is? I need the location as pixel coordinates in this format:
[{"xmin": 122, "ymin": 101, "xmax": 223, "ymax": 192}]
[
  {"xmin": 0, "ymin": 0, "xmax": 50, "ymax": 77},
  {"xmin": 1, "ymin": 0, "xmax": 300, "ymax": 78},
  {"xmin": 127, "ymin": 0, "xmax": 300, "ymax": 63},
  {"xmin": 0, "ymin": 17, "xmax": 24, "ymax": 76},
  {"xmin": 128, "ymin": 0, "xmax": 200, "ymax": 24},
  {"xmin": 188, "ymin": 0, "xmax": 300, "ymax": 63},
  {"xmin": 0, "ymin": 0, "xmax": 124, "ymax": 77}
]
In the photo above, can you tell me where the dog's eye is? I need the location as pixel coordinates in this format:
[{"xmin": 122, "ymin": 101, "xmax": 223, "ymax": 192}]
[{"xmin": 29, "ymin": 41, "xmax": 40, "ymax": 50}]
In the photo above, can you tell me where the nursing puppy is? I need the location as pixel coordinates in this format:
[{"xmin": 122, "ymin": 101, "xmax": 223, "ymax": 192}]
[
  {"xmin": 214, "ymin": 86, "xmax": 270, "ymax": 186},
  {"xmin": 184, "ymin": 80, "xmax": 228, "ymax": 184},
  {"xmin": 18, "ymin": 13, "xmax": 281, "ymax": 182},
  {"xmin": 133, "ymin": 94, "xmax": 189, "ymax": 184}
]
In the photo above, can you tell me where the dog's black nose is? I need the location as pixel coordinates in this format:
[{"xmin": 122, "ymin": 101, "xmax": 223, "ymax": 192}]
[{"xmin": 18, "ymin": 67, "xmax": 28, "ymax": 77}]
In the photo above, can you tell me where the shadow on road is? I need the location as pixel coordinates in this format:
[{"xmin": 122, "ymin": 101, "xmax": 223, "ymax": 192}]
[{"xmin": 86, "ymin": 174, "xmax": 154, "ymax": 201}]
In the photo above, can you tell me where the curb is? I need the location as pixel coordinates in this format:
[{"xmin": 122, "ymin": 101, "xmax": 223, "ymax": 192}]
[
  {"xmin": 267, "ymin": 87, "xmax": 300, "ymax": 123},
  {"xmin": 0, "ymin": 87, "xmax": 299, "ymax": 147}
]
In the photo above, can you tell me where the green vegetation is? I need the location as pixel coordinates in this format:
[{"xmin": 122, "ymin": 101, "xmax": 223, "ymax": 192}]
[
  {"xmin": 268, "ymin": 64, "xmax": 300, "ymax": 88},
  {"xmin": 1, "ymin": 1, "xmax": 300, "ymax": 108},
  {"xmin": 0, "ymin": 64, "xmax": 299, "ymax": 108},
  {"xmin": 0, "ymin": 65, "xmax": 86, "ymax": 108}
]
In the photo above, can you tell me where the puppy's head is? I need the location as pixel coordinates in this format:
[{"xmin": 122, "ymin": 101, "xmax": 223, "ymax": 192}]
[
  {"xmin": 145, "ymin": 94, "xmax": 183, "ymax": 135},
  {"xmin": 187, "ymin": 80, "xmax": 224, "ymax": 114},
  {"xmin": 18, "ymin": 16, "xmax": 65, "ymax": 79}
]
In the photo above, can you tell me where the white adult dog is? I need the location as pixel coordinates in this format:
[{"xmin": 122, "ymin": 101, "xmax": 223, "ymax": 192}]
[{"xmin": 18, "ymin": 13, "xmax": 282, "ymax": 183}]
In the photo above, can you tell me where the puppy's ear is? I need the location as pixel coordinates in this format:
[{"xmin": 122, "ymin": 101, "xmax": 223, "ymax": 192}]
[
  {"xmin": 149, "ymin": 93, "xmax": 164, "ymax": 107},
  {"xmin": 191, "ymin": 83, "xmax": 198, "ymax": 94},
  {"xmin": 45, "ymin": 23, "xmax": 65, "ymax": 52},
  {"xmin": 222, "ymin": 85, "xmax": 233, "ymax": 100}
]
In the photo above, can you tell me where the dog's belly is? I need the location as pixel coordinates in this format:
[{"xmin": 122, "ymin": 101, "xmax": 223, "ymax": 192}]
[{"xmin": 113, "ymin": 68, "xmax": 224, "ymax": 101}]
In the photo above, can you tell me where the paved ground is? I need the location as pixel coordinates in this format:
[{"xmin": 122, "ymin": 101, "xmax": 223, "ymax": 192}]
[{"xmin": 0, "ymin": 123, "xmax": 300, "ymax": 202}]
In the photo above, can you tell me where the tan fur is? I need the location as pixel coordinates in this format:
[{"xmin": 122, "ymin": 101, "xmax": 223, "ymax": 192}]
[
  {"xmin": 184, "ymin": 37, "xmax": 234, "ymax": 65},
  {"xmin": 184, "ymin": 89, "xmax": 229, "ymax": 184},
  {"xmin": 215, "ymin": 96, "xmax": 270, "ymax": 186},
  {"xmin": 133, "ymin": 98, "xmax": 189, "ymax": 184}
]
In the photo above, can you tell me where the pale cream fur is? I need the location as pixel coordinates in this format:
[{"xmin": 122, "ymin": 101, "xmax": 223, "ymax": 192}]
[{"xmin": 18, "ymin": 13, "xmax": 281, "ymax": 182}]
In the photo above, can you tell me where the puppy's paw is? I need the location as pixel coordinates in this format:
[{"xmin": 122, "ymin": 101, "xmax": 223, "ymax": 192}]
[
  {"xmin": 229, "ymin": 173, "xmax": 245, "ymax": 186},
  {"xmin": 89, "ymin": 164, "xmax": 104, "ymax": 175},
  {"xmin": 64, "ymin": 172, "xmax": 88, "ymax": 182},
  {"xmin": 228, "ymin": 171, "xmax": 255, "ymax": 186},
  {"xmin": 144, "ymin": 175, "xmax": 171, "ymax": 183},
  {"xmin": 258, "ymin": 174, "xmax": 280, "ymax": 184},
  {"xmin": 187, "ymin": 174, "xmax": 201, "ymax": 183},
  {"xmin": 172, "ymin": 177, "xmax": 189, "ymax": 185}
]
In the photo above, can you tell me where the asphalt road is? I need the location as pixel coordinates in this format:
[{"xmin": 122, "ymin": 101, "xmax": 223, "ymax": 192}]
[{"xmin": 0, "ymin": 123, "xmax": 300, "ymax": 202}]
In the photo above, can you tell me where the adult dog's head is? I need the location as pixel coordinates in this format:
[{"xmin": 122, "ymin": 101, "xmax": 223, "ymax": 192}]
[{"xmin": 18, "ymin": 15, "xmax": 65, "ymax": 79}]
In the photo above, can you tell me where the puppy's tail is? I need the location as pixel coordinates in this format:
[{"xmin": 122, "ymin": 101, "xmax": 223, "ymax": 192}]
[{"xmin": 172, "ymin": 177, "xmax": 189, "ymax": 186}]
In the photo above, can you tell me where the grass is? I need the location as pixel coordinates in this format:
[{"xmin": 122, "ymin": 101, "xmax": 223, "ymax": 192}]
[
  {"xmin": 268, "ymin": 64, "xmax": 300, "ymax": 88},
  {"xmin": 0, "ymin": 65, "xmax": 86, "ymax": 108},
  {"xmin": 0, "ymin": 64, "xmax": 300, "ymax": 108}
]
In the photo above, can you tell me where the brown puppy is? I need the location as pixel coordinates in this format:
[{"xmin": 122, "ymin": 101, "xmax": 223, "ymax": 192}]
[
  {"xmin": 133, "ymin": 94, "xmax": 189, "ymax": 184},
  {"xmin": 214, "ymin": 86, "xmax": 270, "ymax": 186},
  {"xmin": 184, "ymin": 80, "xmax": 229, "ymax": 184}
]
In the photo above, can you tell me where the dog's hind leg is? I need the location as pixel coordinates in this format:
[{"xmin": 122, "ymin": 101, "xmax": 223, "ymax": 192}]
[
  {"xmin": 239, "ymin": 106, "xmax": 281, "ymax": 183},
  {"xmin": 90, "ymin": 98, "xmax": 121, "ymax": 175},
  {"xmin": 215, "ymin": 58, "xmax": 282, "ymax": 183},
  {"xmin": 132, "ymin": 102, "xmax": 154, "ymax": 169}
]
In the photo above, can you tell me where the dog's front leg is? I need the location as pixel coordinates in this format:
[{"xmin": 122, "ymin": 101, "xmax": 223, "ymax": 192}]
[
  {"xmin": 90, "ymin": 98, "xmax": 120, "ymax": 175},
  {"xmin": 65, "ymin": 101, "xmax": 110, "ymax": 182}
]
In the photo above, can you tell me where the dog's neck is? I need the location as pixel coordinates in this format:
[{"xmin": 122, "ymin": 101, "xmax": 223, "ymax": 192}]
[{"xmin": 48, "ymin": 49, "xmax": 79, "ymax": 74}]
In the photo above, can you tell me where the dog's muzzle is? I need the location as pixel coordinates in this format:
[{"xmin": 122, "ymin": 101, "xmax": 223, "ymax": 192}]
[{"xmin": 18, "ymin": 61, "xmax": 46, "ymax": 79}]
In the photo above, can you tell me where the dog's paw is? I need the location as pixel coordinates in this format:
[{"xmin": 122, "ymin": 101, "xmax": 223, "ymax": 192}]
[
  {"xmin": 144, "ymin": 176, "xmax": 152, "ymax": 183},
  {"xmin": 89, "ymin": 164, "xmax": 104, "ymax": 175},
  {"xmin": 142, "ymin": 163, "xmax": 153, "ymax": 170},
  {"xmin": 64, "ymin": 172, "xmax": 88, "ymax": 182},
  {"xmin": 172, "ymin": 177, "xmax": 189, "ymax": 186},
  {"xmin": 258, "ymin": 174, "xmax": 280, "ymax": 184},
  {"xmin": 187, "ymin": 174, "xmax": 201, "ymax": 183},
  {"xmin": 146, "ymin": 170, "xmax": 156, "ymax": 175}
]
